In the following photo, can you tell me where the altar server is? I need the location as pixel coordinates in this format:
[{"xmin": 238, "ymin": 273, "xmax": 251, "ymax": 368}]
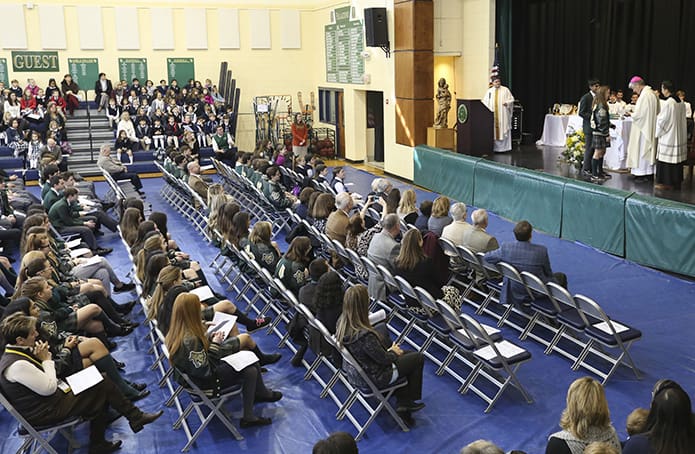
[
  {"xmin": 482, "ymin": 77, "xmax": 514, "ymax": 152},
  {"xmin": 654, "ymin": 81, "xmax": 687, "ymax": 190}
]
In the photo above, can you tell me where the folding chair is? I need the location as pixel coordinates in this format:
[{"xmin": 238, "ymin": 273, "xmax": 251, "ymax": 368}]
[
  {"xmin": 333, "ymin": 343, "xmax": 411, "ymax": 441},
  {"xmin": 518, "ymin": 271, "xmax": 564, "ymax": 344},
  {"xmin": 0, "ymin": 391, "xmax": 83, "ymax": 454},
  {"xmin": 460, "ymin": 313, "xmax": 534, "ymax": 412},
  {"xmin": 167, "ymin": 361, "xmax": 244, "ymax": 452},
  {"xmin": 495, "ymin": 261, "xmax": 534, "ymax": 329},
  {"xmin": 456, "ymin": 246, "xmax": 502, "ymax": 315},
  {"xmin": 438, "ymin": 238, "xmax": 471, "ymax": 287},
  {"xmin": 572, "ymin": 294, "xmax": 642, "ymax": 384}
]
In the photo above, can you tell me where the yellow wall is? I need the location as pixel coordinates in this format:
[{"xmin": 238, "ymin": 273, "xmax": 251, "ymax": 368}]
[{"xmin": 0, "ymin": 0, "xmax": 496, "ymax": 181}]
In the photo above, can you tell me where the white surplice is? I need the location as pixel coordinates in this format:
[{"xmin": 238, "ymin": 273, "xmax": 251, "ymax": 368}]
[
  {"xmin": 627, "ymin": 86, "xmax": 659, "ymax": 176},
  {"xmin": 483, "ymin": 85, "xmax": 514, "ymax": 152},
  {"xmin": 655, "ymin": 97, "xmax": 687, "ymax": 164}
]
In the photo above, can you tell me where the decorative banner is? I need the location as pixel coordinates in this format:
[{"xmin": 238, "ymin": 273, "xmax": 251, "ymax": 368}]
[
  {"xmin": 0, "ymin": 58, "xmax": 8, "ymax": 86},
  {"xmin": 118, "ymin": 57, "xmax": 148, "ymax": 83},
  {"xmin": 324, "ymin": 6, "xmax": 364, "ymax": 84},
  {"xmin": 11, "ymin": 51, "xmax": 60, "ymax": 72},
  {"xmin": 67, "ymin": 58, "xmax": 99, "ymax": 88},
  {"xmin": 167, "ymin": 58, "xmax": 195, "ymax": 84}
]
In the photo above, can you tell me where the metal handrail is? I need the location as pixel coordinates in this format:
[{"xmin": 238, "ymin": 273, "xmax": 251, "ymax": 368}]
[{"xmin": 81, "ymin": 89, "xmax": 95, "ymax": 162}]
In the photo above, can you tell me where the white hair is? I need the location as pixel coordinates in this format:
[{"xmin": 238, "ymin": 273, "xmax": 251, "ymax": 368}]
[
  {"xmin": 382, "ymin": 213, "xmax": 400, "ymax": 231},
  {"xmin": 471, "ymin": 209, "xmax": 488, "ymax": 226},
  {"xmin": 460, "ymin": 440, "xmax": 504, "ymax": 454},
  {"xmin": 335, "ymin": 192, "xmax": 352, "ymax": 210},
  {"xmin": 450, "ymin": 202, "xmax": 467, "ymax": 221},
  {"xmin": 99, "ymin": 143, "xmax": 111, "ymax": 155}
]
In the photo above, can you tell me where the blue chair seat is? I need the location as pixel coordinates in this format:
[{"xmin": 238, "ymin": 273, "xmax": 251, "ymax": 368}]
[
  {"xmin": 475, "ymin": 342, "xmax": 531, "ymax": 368},
  {"xmin": 426, "ymin": 313, "xmax": 451, "ymax": 335},
  {"xmin": 529, "ymin": 296, "xmax": 559, "ymax": 317},
  {"xmin": 585, "ymin": 322, "xmax": 642, "ymax": 345},
  {"xmin": 556, "ymin": 308, "xmax": 586, "ymax": 330}
]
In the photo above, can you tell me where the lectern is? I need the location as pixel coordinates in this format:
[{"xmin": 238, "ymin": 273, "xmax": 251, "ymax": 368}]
[{"xmin": 456, "ymin": 99, "xmax": 493, "ymax": 156}]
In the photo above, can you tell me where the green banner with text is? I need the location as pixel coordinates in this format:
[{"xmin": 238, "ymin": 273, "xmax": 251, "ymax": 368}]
[
  {"xmin": 11, "ymin": 51, "xmax": 59, "ymax": 72},
  {"xmin": 167, "ymin": 58, "xmax": 195, "ymax": 84},
  {"xmin": 118, "ymin": 58, "xmax": 148, "ymax": 83},
  {"xmin": 68, "ymin": 58, "xmax": 99, "ymax": 88}
]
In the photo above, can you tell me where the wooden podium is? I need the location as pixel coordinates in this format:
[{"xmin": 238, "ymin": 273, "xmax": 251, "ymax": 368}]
[{"xmin": 456, "ymin": 99, "xmax": 493, "ymax": 156}]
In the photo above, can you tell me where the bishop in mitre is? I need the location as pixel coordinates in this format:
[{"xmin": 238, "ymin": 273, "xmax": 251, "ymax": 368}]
[
  {"xmin": 482, "ymin": 76, "xmax": 514, "ymax": 152},
  {"xmin": 626, "ymin": 76, "xmax": 659, "ymax": 181}
]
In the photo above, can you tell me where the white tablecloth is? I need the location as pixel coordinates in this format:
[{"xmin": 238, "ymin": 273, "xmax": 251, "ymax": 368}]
[
  {"xmin": 538, "ymin": 114, "xmax": 570, "ymax": 147},
  {"xmin": 562, "ymin": 115, "xmax": 631, "ymax": 170}
]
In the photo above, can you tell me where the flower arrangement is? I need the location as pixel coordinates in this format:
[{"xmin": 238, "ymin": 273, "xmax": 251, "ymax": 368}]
[{"xmin": 559, "ymin": 127, "xmax": 585, "ymax": 171}]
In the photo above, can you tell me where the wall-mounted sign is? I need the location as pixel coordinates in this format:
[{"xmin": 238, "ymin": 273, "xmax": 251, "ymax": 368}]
[{"xmin": 12, "ymin": 51, "xmax": 59, "ymax": 72}]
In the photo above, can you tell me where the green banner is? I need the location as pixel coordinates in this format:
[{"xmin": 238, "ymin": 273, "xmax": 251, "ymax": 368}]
[
  {"xmin": 167, "ymin": 58, "xmax": 195, "ymax": 84},
  {"xmin": 11, "ymin": 51, "xmax": 59, "ymax": 72},
  {"xmin": 67, "ymin": 58, "xmax": 99, "ymax": 88},
  {"xmin": 118, "ymin": 58, "xmax": 148, "ymax": 83},
  {"xmin": 0, "ymin": 58, "xmax": 8, "ymax": 86},
  {"xmin": 325, "ymin": 7, "xmax": 364, "ymax": 84}
]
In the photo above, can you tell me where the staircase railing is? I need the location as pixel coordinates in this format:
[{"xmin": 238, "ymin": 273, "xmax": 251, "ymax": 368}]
[{"xmin": 81, "ymin": 89, "xmax": 95, "ymax": 162}]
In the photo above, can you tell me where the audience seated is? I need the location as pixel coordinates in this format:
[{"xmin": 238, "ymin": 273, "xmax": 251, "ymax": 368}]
[
  {"xmin": 485, "ymin": 220, "xmax": 567, "ymax": 309},
  {"xmin": 397, "ymin": 189, "xmax": 418, "ymax": 225},
  {"xmin": 246, "ymin": 221, "xmax": 281, "ymax": 273},
  {"xmin": 97, "ymin": 143, "xmax": 144, "ymax": 195},
  {"xmin": 187, "ymin": 160, "xmax": 209, "ymax": 199},
  {"xmin": 427, "ymin": 196, "xmax": 452, "ymax": 236},
  {"xmin": 460, "ymin": 439, "xmax": 504, "ymax": 454},
  {"xmin": 336, "ymin": 285, "xmax": 425, "ymax": 425},
  {"xmin": 622, "ymin": 379, "xmax": 695, "ymax": 454},
  {"xmin": 326, "ymin": 192, "xmax": 353, "ymax": 246},
  {"xmin": 164, "ymin": 293, "xmax": 282, "ymax": 428},
  {"xmin": 441, "ymin": 202, "xmax": 472, "ymax": 245},
  {"xmin": 275, "ymin": 236, "xmax": 312, "ymax": 294},
  {"xmin": 313, "ymin": 431, "xmax": 359, "ymax": 454},
  {"xmin": 461, "ymin": 209, "xmax": 499, "ymax": 253},
  {"xmin": 545, "ymin": 377, "xmax": 621, "ymax": 453},
  {"xmin": 366, "ymin": 213, "xmax": 401, "ymax": 302},
  {"xmin": 0, "ymin": 313, "xmax": 162, "ymax": 453}
]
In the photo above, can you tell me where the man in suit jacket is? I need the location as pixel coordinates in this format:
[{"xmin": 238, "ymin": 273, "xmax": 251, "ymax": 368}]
[
  {"xmin": 484, "ymin": 220, "xmax": 566, "ymax": 307},
  {"xmin": 187, "ymin": 161, "xmax": 209, "ymax": 200},
  {"xmin": 367, "ymin": 214, "xmax": 401, "ymax": 302},
  {"xmin": 42, "ymin": 174, "xmax": 64, "ymax": 211},
  {"xmin": 441, "ymin": 202, "xmax": 472, "ymax": 246},
  {"xmin": 579, "ymin": 78, "xmax": 600, "ymax": 176},
  {"xmin": 94, "ymin": 73, "xmax": 114, "ymax": 112},
  {"xmin": 326, "ymin": 192, "xmax": 352, "ymax": 245},
  {"xmin": 461, "ymin": 209, "xmax": 499, "ymax": 253},
  {"xmin": 48, "ymin": 188, "xmax": 111, "ymax": 255}
]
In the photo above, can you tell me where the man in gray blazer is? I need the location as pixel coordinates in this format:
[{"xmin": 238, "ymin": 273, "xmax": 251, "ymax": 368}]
[
  {"xmin": 461, "ymin": 209, "xmax": 499, "ymax": 253},
  {"xmin": 367, "ymin": 213, "xmax": 401, "ymax": 301}
]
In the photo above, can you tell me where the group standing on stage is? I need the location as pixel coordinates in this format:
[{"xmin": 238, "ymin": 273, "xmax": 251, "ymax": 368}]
[{"xmin": 578, "ymin": 76, "xmax": 690, "ymax": 189}]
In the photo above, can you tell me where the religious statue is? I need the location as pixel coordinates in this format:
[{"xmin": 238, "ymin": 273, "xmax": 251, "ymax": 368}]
[{"xmin": 434, "ymin": 78, "xmax": 452, "ymax": 128}]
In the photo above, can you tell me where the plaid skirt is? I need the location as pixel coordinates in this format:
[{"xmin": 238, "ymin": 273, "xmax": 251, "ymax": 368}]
[{"xmin": 592, "ymin": 134, "xmax": 609, "ymax": 150}]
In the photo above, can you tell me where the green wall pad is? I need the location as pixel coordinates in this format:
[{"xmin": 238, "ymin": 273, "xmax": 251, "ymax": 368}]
[
  {"xmin": 561, "ymin": 181, "xmax": 632, "ymax": 256},
  {"xmin": 510, "ymin": 169, "xmax": 566, "ymax": 237},
  {"xmin": 414, "ymin": 146, "xmax": 479, "ymax": 205},
  {"xmin": 473, "ymin": 160, "xmax": 517, "ymax": 220},
  {"xmin": 625, "ymin": 195, "xmax": 695, "ymax": 277}
]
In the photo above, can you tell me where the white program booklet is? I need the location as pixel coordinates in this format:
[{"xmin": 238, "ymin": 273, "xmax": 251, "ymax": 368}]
[
  {"xmin": 70, "ymin": 248, "xmax": 91, "ymax": 258},
  {"xmin": 206, "ymin": 312, "xmax": 238, "ymax": 338},
  {"xmin": 66, "ymin": 239, "xmax": 82, "ymax": 249},
  {"xmin": 221, "ymin": 351, "xmax": 260, "ymax": 372},
  {"xmin": 65, "ymin": 365, "xmax": 104, "ymax": 395},
  {"xmin": 593, "ymin": 320, "xmax": 629, "ymax": 334},
  {"xmin": 368, "ymin": 309, "xmax": 386, "ymax": 325},
  {"xmin": 475, "ymin": 340, "xmax": 525, "ymax": 361},
  {"xmin": 79, "ymin": 256, "xmax": 103, "ymax": 267},
  {"xmin": 190, "ymin": 285, "xmax": 214, "ymax": 301}
]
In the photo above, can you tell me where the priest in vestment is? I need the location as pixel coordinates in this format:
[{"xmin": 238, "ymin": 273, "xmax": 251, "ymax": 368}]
[
  {"xmin": 483, "ymin": 77, "xmax": 515, "ymax": 152},
  {"xmin": 626, "ymin": 76, "xmax": 659, "ymax": 181},
  {"xmin": 654, "ymin": 80, "xmax": 687, "ymax": 190}
]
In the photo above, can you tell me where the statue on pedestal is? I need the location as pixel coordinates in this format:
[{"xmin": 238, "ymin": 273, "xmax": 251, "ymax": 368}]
[{"xmin": 434, "ymin": 77, "xmax": 452, "ymax": 128}]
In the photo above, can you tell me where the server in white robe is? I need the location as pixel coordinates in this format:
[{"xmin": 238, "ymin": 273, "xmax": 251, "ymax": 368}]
[
  {"xmin": 626, "ymin": 76, "xmax": 659, "ymax": 181},
  {"xmin": 654, "ymin": 81, "xmax": 688, "ymax": 190},
  {"xmin": 483, "ymin": 77, "xmax": 515, "ymax": 152}
]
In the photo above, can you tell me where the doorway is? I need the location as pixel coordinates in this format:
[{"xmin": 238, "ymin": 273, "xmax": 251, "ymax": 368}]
[{"xmin": 366, "ymin": 91, "xmax": 384, "ymax": 162}]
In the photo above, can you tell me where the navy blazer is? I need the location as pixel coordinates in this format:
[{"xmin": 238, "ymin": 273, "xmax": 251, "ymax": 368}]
[{"xmin": 485, "ymin": 240, "xmax": 556, "ymax": 306}]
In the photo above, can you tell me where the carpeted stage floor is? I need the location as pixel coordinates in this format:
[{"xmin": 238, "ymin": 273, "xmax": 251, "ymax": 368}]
[{"xmin": 1, "ymin": 165, "xmax": 693, "ymax": 454}]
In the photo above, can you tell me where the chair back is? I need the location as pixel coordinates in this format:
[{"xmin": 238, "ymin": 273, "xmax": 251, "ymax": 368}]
[
  {"xmin": 520, "ymin": 271, "xmax": 562, "ymax": 312},
  {"xmin": 498, "ymin": 261, "xmax": 534, "ymax": 299},
  {"xmin": 573, "ymin": 294, "xmax": 615, "ymax": 333},
  {"xmin": 413, "ymin": 286, "xmax": 439, "ymax": 313},
  {"xmin": 438, "ymin": 237, "xmax": 459, "ymax": 258}
]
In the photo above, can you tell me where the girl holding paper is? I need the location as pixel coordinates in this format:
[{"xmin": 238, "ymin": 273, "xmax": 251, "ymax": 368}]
[{"xmin": 166, "ymin": 293, "xmax": 283, "ymax": 428}]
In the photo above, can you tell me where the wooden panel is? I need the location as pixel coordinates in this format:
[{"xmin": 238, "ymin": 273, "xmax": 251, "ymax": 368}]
[
  {"xmin": 394, "ymin": 51, "xmax": 434, "ymax": 99},
  {"xmin": 394, "ymin": 1, "xmax": 433, "ymax": 51},
  {"xmin": 395, "ymin": 98, "xmax": 432, "ymax": 146}
]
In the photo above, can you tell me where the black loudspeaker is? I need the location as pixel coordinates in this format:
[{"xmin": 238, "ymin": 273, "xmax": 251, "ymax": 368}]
[{"xmin": 364, "ymin": 8, "xmax": 388, "ymax": 47}]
